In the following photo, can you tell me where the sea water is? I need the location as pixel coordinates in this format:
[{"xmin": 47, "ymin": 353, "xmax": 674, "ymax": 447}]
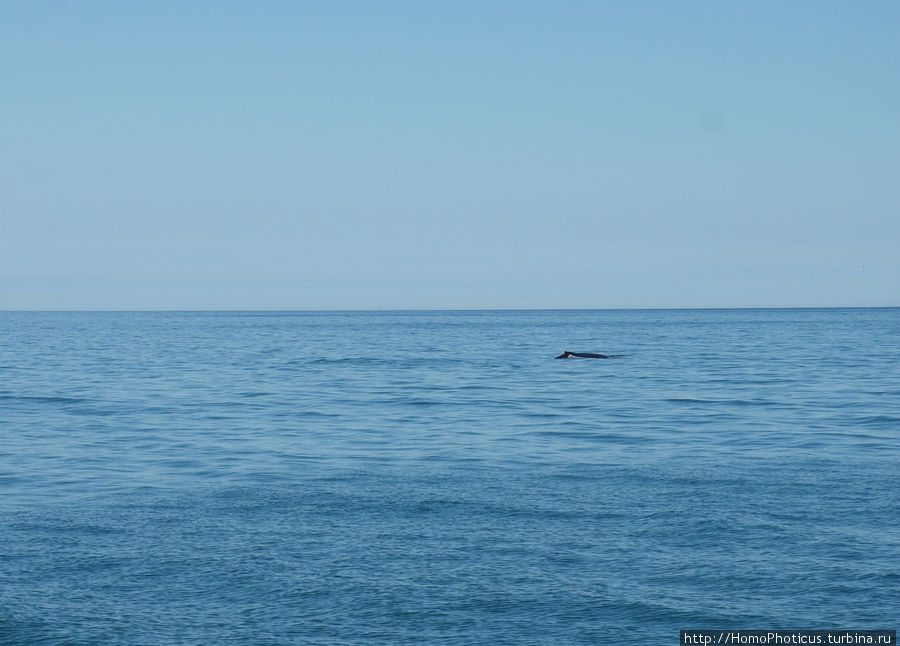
[{"xmin": 1, "ymin": 309, "xmax": 898, "ymax": 645}]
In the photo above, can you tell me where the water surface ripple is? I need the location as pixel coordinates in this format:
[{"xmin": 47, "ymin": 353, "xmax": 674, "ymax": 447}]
[{"xmin": 1, "ymin": 309, "xmax": 898, "ymax": 644}]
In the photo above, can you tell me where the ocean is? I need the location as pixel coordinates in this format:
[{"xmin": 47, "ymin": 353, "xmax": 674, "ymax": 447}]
[{"xmin": 1, "ymin": 309, "xmax": 898, "ymax": 645}]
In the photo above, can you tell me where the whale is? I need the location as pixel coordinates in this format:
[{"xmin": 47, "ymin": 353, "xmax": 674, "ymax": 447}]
[{"xmin": 555, "ymin": 351, "xmax": 619, "ymax": 359}]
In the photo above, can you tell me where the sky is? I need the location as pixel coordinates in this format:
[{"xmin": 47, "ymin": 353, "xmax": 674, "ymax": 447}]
[{"xmin": 1, "ymin": 0, "xmax": 898, "ymax": 310}]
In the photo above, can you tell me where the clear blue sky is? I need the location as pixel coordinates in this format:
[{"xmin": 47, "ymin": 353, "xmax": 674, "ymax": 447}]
[{"xmin": 2, "ymin": 1, "xmax": 898, "ymax": 309}]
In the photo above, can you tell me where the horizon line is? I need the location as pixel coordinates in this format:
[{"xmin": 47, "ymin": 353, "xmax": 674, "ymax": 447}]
[{"xmin": 2, "ymin": 305, "xmax": 898, "ymax": 313}]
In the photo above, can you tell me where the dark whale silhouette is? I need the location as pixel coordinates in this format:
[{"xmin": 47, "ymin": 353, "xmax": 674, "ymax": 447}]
[{"xmin": 555, "ymin": 351, "xmax": 620, "ymax": 359}]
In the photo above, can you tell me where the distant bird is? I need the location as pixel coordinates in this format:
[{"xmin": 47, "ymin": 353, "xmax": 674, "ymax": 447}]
[{"xmin": 555, "ymin": 351, "xmax": 619, "ymax": 359}]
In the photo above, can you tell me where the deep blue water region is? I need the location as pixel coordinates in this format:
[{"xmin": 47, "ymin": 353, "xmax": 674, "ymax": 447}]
[{"xmin": 1, "ymin": 309, "xmax": 898, "ymax": 645}]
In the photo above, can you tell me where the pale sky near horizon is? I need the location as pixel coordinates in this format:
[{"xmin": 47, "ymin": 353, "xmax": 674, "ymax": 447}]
[{"xmin": 2, "ymin": 1, "xmax": 898, "ymax": 310}]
